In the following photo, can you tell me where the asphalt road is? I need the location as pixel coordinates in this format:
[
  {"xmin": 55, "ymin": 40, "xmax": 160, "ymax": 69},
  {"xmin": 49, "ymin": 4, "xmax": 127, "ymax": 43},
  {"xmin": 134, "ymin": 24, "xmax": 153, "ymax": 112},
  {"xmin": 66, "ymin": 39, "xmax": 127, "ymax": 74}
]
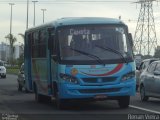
[{"xmin": 0, "ymin": 74, "xmax": 160, "ymax": 120}]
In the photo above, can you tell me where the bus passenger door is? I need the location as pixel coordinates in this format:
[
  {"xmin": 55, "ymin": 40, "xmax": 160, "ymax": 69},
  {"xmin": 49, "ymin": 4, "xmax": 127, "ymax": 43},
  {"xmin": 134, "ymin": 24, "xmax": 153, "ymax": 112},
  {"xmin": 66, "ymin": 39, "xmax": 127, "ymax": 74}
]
[
  {"xmin": 48, "ymin": 28, "xmax": 57, "ymax": 97},
  {"xmin": 24, "ymin": 33, "xmax": 33, "ymax": 91}
]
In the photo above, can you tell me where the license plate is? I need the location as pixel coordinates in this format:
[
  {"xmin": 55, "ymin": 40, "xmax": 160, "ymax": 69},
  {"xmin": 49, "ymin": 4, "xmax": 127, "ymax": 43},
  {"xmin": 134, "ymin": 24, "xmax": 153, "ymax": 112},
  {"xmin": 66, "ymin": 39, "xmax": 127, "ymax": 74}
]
[{"xmin": 94, "ymin": 95, "xmax": 107, "ymax": 99}]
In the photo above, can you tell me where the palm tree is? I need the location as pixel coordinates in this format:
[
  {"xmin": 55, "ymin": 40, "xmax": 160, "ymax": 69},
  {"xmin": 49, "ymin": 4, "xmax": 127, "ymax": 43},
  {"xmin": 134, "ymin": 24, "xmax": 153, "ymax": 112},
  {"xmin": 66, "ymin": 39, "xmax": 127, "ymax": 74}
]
[
  {"xmin": 18, "ymin": 33, "xmax": 25, "ymax": 67},
  {"xmin": 18, "ymin": 33, "xmax": 24, "ymax": 39},
  {"xmin": 5, "ymin": 33, "xmax": 17, "ymax": 66},
  {"xmin": 18, "ymin": 33, "xmax": 24, "ymax": 52}
]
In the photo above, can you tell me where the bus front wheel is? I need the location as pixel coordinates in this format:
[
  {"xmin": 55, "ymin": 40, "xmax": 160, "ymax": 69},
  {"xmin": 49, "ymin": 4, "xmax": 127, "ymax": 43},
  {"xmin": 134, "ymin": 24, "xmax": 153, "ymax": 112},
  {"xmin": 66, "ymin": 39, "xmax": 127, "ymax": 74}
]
[{"xmin": 118, "ymin": 96, "xmax": 130, "ymax": 108}]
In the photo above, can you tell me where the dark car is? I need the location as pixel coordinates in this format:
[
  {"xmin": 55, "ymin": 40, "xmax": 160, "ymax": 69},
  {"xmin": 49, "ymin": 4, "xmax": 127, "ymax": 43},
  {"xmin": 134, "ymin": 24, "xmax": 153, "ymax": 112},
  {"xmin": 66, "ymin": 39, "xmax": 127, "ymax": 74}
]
[
  {"xmin": 139, "ymin": 60, "xmax": 160, "ymax": 101},
  {"xmin": 17, "ymin": 63, "xmax": 26, "ymax": 92},
  {"xmin": 136, "ymin": 58, "xmax": 159, "ymax": 91}
]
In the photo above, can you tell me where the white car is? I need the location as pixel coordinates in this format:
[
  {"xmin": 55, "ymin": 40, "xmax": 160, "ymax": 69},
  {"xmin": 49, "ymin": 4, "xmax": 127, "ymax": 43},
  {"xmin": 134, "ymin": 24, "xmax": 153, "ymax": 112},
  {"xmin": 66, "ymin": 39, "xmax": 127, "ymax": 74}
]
[
  {"xmin": 0, "ymin": 63, "xmax": 6, "ymax": 78},
  {"xmin": 136, "ymin": 58, "xmax": 159, "ymax": 91}
]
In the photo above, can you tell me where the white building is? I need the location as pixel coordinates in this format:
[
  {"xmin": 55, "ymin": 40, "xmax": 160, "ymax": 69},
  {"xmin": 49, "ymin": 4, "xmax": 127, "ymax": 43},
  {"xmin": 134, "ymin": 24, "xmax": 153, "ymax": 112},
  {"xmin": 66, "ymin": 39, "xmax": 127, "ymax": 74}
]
[{"xmin": 0, "ymin": 42, "xmax": 24, "ymax": 62}]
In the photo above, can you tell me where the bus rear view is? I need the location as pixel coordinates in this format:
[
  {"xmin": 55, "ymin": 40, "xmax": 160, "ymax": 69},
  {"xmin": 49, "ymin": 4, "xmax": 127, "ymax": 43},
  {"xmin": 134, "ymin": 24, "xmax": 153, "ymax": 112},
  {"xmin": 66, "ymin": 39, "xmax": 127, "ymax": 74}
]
[{"xmin": 25, "ymin": 17, "xmax": 136, "ymax": 109}]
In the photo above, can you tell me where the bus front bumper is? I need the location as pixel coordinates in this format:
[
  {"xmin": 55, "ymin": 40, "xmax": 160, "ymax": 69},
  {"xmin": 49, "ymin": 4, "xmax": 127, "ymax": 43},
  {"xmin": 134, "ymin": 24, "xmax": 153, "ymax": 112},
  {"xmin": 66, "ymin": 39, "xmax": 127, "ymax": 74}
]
[{"xmin": 58, "ymin": 80, "xmax": 136, "ymax": 99}]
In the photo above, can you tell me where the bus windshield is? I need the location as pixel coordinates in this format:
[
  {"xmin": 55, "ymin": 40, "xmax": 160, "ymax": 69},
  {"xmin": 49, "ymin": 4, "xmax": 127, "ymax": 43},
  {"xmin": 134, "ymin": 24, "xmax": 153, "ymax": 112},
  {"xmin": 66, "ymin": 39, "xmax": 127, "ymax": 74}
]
[{"xmin": 58, "ymin": 25, "xmax": 132, "ymax": 63}]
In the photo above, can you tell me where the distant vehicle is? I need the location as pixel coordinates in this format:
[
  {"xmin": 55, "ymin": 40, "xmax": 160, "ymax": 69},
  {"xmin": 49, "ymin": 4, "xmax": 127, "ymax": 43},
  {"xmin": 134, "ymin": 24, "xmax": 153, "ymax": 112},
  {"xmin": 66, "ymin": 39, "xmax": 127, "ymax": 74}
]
[
  {"xmin": 136, "ymin": 58, "xmax": 159, "ymax": 91},
  {"xmin": 17, "ymin": 63, "xmax": 28, "ymax": 92},
  {"xmin": 140, "ymin": 60, "xmax": 160, "ymax": 101},
  {"xmin": 0, "ymin": 61, "xmax": 6, "ymax": 78},
  {"xmin": 24, "ymin": 17, "xmax": 136, "ymax": 109},
  {"xmin": 134, "ymin": 55, "xmax": 142, "ymax": 68}
]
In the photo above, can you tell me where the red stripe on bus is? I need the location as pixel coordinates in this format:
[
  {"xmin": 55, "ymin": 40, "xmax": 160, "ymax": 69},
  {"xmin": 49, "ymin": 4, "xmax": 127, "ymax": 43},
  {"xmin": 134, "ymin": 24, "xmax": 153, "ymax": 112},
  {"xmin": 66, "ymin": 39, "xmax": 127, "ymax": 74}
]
[{"xmin": 81, "ymin": 64, "xmax": 123, "ymax": 76}]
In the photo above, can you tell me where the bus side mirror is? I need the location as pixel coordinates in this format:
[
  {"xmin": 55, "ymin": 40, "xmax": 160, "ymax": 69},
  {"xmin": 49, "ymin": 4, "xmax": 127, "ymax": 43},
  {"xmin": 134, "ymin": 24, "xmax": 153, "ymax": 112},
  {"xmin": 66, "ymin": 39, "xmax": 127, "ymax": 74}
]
[{"xmin": 128, "ymin": 33, "xmax": 133, "ymax": 47}]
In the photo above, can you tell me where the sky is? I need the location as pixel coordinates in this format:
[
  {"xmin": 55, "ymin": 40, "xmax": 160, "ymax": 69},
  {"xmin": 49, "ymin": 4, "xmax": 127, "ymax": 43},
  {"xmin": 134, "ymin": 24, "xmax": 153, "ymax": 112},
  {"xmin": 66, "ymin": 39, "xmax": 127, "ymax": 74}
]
[{"xmin": 0, "ymin": 0, "xmax": 160, "ymax": 50}]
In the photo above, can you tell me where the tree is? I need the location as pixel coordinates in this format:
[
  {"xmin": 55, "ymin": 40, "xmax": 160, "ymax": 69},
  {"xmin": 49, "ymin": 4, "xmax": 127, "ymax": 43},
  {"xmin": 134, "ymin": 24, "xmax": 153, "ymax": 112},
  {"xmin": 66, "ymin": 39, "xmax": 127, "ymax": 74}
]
[
  {"xmin": 18, "ymin": 33, "xmax": 24, "ymax": 39},
  {"xmin": 18, "ymin": 33, "xmax": 24, "ymax": 66},
  {"xmin": 5, "ymin": 34, "xmax": 17, "ymax": 66}
]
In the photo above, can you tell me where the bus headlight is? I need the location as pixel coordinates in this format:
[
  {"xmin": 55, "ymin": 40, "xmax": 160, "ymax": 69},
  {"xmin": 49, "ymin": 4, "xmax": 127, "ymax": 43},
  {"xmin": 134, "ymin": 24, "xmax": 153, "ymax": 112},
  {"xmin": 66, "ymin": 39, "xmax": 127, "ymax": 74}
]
[
  {"xmin": 59, "ymin": 73, "xmax": 79, "ymax": 84},
  {"xmin": 121, "ymin": 71, "xmax": 135, "ymax": 81}
]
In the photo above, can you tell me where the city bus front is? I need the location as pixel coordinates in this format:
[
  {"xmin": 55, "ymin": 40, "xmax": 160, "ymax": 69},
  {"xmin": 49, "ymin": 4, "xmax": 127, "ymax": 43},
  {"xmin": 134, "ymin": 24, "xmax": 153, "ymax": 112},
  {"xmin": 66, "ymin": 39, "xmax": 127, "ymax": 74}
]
[{"xmin": 53, "ymin": 24, "xmax": 136, "ymax": 108}]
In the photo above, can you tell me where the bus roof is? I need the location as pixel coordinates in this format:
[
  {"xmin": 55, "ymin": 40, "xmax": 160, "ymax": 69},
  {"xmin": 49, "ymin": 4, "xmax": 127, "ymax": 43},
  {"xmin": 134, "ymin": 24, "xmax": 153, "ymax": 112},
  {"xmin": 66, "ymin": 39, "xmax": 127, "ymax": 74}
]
[
  {"xmin": 55, "ymin": 17, "xmax": 125, "ymax": 25},
  {"xmin": 26, "ymin": 17, "xmax": 126, "ymax": 32}
]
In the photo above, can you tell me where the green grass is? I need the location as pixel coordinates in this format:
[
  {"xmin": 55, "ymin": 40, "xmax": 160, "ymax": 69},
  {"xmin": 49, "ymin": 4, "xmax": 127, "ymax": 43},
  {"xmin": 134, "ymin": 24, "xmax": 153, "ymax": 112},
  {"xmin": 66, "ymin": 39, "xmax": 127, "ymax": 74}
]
[{"xmin": 6, "ymin": 68, "xmax": 19, "ymax": 75}]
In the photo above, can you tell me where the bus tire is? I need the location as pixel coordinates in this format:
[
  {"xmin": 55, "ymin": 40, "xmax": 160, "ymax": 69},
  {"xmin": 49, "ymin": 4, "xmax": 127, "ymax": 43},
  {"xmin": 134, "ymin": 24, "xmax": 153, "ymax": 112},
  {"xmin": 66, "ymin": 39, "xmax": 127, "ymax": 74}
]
[{"xmin": 118, "ymin": 96, "xmax": 130, "ymax": 108}]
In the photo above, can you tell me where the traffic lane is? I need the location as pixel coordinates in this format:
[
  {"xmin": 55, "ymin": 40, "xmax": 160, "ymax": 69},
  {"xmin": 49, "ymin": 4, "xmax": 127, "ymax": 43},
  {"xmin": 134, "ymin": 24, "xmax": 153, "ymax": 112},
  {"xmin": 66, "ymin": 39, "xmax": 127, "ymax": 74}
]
[
  {"xmin": 2, "ymin": 97, "xmax": 152, "ymax": 114},
  {"xmin": 19, "ymin": 113, "xmax": 154, "ymax": 120},
  {"xmin": 130, "ymin": 93, "xmax": 160, "ymax": 113},
  {"xmin": 0, "ymin": 74, "xmax": 159, "ymax": 120},
  {"xmin": 1, "ymin": 95, "xmax": 154, "ymax": 120},
  {"xmin": 2, "ymin": 100, "xmax": 155, "ymax": 120},
  {"xmin": 5, "ymin": 101, "xmax": 158, "ymax": 120},
  {"xmin": 0, "ymin": 75, "xmax": 145, "ymax": 114},
  {"xmin": 0, "ymin": 74, "xmax": 17, "ymax": 86},
  {"xmin": 0, "ymin": 74, "xmax": 149, "ymax": 114}
]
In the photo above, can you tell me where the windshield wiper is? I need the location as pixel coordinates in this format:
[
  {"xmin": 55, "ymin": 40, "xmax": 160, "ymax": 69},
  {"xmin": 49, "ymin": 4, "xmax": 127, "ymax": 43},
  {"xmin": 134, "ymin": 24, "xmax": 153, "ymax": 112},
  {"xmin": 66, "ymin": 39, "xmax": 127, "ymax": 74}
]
[
  {"xmin": 67, "ymin": 46, "xmax": 105, "ymax": 65},
  {"xmin": 95, "ymin": 45, "xmax": 128, "ymax": 63}
]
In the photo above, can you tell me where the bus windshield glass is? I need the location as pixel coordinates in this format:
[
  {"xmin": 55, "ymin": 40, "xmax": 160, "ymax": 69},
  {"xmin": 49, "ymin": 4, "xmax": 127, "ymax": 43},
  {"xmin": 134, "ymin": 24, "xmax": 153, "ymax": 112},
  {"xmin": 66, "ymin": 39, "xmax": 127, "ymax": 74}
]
[{"xmin": 58, "ymin": 25, "xmax": 132, "ymax": 63}]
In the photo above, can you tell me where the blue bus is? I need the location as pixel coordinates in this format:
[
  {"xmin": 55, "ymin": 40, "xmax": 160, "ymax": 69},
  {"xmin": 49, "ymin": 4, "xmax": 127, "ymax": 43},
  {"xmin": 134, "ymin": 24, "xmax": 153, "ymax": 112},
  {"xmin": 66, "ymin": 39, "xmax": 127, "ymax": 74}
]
[{"xmin": 24, "ymin": 17, "xmax": 136, "ymax": 109}]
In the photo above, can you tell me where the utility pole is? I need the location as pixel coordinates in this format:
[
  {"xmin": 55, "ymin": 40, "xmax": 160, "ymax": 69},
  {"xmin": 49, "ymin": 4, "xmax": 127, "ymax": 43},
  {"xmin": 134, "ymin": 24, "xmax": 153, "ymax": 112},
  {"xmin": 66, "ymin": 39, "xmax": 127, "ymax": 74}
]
[
  {"xmin": 32, "ymin": 1, "xmax": 38, "ymax": 26},
  {"xmin": 9, "ymin": 3, "xmax": 14, "ymax": 36},
  {"xmin": 41, "ymin": 9, "xmax": 46, "ymax": 23},
  {"xmin": 134, "ymin": 0, "xmax": 157, "ymax": 55},
  {"xmin": 26, "ymin": 0, "xmax": 29, "ymax": 29},
  {"xmin": 9, "ymin": 3, "xmax": 15, "ymax": 65}
]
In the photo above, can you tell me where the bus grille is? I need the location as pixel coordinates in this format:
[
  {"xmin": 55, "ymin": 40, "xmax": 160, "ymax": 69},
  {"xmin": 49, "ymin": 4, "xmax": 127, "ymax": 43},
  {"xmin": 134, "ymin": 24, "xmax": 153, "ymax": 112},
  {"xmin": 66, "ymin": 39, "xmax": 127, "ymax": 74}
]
[
  {"xmin": 78, "ymin": 88, "xmax": 121, "ymax": 94},
  {"xmin": 82, "ymin": 77, "xmax": 117, "ymax": 84}
]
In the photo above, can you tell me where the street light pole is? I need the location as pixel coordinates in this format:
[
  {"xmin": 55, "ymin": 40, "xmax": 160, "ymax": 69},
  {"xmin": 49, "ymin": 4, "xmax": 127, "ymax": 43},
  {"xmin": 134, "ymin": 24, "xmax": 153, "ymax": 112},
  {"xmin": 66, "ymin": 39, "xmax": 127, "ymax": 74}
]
[
  {"xmin": 26, "ymin": 0, "xmax": 29, "ymax": 29},
  {"xmin": 9, "ymin": 3, "xmax": 15, "ymax": 65},
  {"xmin": 32, "ymin": 1, "xmax": 38, "ymax": 26},
  {"xmin": 9, "ymin": 3, "xmax": 14, "ymax": 36},
  {"xmin": 41, "ymin": 9, "xmax": 46, "ymax": 23}
]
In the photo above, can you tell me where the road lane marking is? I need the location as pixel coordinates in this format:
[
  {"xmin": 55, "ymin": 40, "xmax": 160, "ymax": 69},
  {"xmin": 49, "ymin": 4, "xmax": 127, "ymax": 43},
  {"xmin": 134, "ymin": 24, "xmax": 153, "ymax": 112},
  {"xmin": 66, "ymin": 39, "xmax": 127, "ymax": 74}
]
[{"xmin": 129, "ymin": 105, "xmax": 160, "ymax": 114}]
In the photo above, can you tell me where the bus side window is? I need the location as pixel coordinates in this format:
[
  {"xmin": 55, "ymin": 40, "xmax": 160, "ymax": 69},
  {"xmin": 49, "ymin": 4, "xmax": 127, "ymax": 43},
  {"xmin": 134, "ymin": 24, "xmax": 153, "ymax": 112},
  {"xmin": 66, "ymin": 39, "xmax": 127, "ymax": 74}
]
[{"xmin": 48, "ymin": 28, "xmax": 57, "ymax": 60}]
